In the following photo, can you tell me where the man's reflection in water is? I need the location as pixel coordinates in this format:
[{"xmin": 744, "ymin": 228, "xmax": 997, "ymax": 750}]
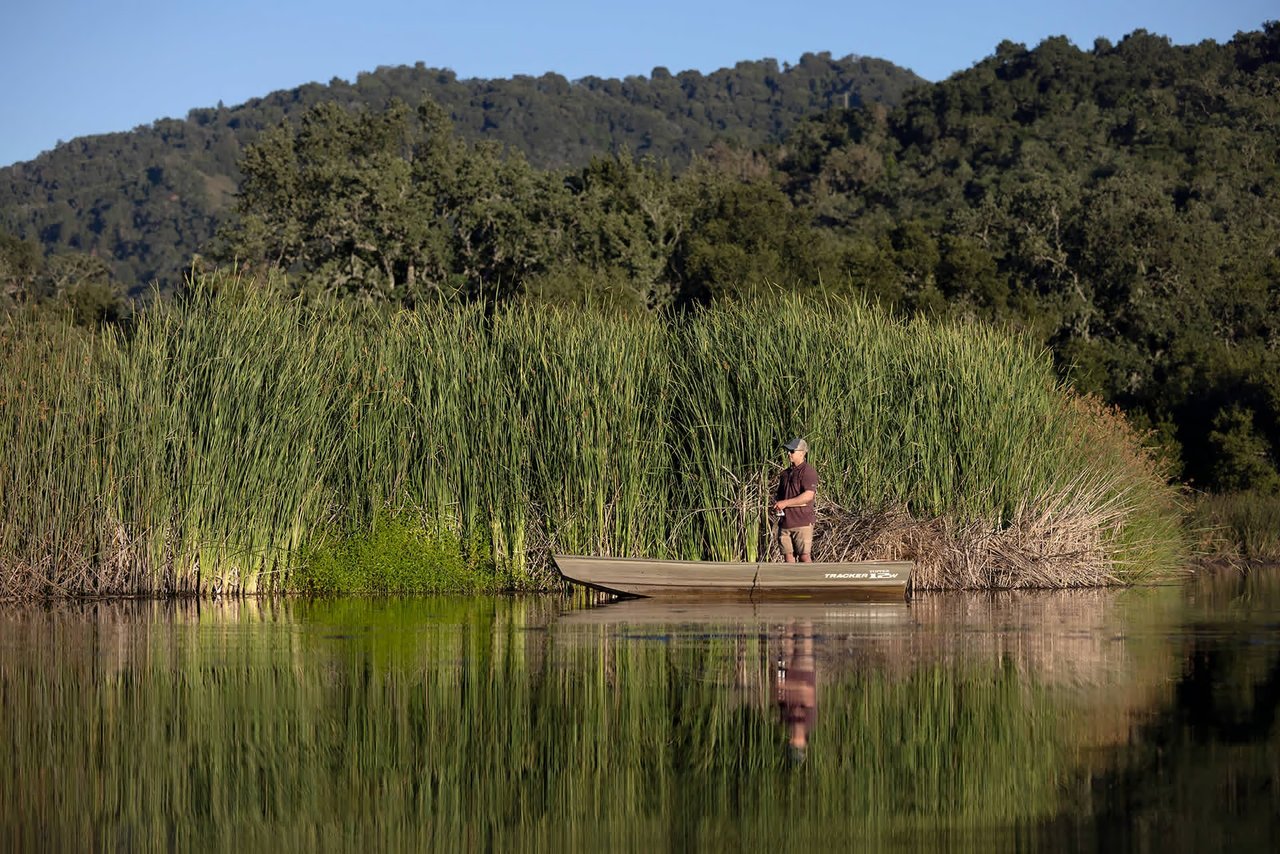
[{"xmin": 774, "ymin": 620, "xmax": 817, "ymax": 764}]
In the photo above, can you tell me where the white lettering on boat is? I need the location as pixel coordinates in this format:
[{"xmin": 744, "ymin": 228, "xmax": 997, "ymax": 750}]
[{"xmin": 819, "ymin": 573, "xmax": 901, "ymax": 581}]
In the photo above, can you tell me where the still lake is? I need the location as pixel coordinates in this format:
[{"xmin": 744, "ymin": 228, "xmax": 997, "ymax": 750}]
[{"xmin": 3, "ymin": 571, "xmax": 1277, "ymax": 851}]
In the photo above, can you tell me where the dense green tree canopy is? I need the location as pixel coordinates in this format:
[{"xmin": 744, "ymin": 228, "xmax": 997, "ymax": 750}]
[
  {"xmin": 0, "ymin": 55, "xmax": 920, "ymax": 293},
  {"xmin": 765, "ymin": 24, "xmax": 1280, "ymax": 488}
]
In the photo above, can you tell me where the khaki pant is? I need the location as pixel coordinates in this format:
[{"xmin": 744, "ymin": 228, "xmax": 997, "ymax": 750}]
[{"xmin": 779, "ymin": 525, "xmax": 814, "ymax": 558}]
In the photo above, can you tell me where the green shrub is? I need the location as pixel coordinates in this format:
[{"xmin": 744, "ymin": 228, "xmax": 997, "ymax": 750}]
[{"xmin": 294, "ymin": 512, "xmax": 499, "ymax": 595}]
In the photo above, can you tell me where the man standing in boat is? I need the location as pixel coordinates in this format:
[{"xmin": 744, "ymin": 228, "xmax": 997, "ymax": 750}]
[{"xmin": 773, "ymin": 437, "xmax": 819, "ymax": 563}]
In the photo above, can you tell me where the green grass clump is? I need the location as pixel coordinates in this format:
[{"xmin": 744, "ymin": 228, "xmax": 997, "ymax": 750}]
[{"xmin": 294, "ymin": 513, "xmax": 499, "ymax": 595}]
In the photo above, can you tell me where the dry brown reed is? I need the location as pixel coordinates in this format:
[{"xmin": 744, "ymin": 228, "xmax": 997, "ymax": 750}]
[{"xmin": 810, "ymin": 487, "xmax": 1156, "ymax": 590}]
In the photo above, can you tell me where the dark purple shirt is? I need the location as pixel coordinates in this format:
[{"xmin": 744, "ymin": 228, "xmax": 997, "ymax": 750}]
[{"xmin": 776, "ymin": 461, "xmax": 819, "ymax": 529}]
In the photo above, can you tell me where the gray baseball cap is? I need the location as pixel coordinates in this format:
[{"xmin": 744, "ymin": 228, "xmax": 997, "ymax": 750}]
[{"xmin": 783, "ymin": 438, "xmax": 809, "ymax": 453}]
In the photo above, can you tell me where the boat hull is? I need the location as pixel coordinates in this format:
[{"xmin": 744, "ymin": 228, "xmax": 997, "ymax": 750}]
[{"xmin": 553, "ymin": 554, "xmax": 912, "ymax": 599}]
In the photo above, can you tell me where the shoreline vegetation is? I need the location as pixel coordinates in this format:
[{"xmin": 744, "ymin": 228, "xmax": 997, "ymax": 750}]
[
  {"xmin": 2, "ymin": 271, "xmax": 1189, "ymax": 599},
  {"xmin": 1188, "ymin": 491, "xmax": 1280, "ymax": 567}
]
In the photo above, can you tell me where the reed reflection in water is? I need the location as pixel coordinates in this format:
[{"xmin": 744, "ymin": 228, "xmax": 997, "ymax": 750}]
[{"xmin": 2, "ymin": 582, "xmax": 1272, "ymax": 850}]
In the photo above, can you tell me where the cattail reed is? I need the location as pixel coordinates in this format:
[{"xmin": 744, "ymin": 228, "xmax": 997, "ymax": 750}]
[{"xmin": 0, "ymin": 271, "xmax": 1185, "ymax": 598}]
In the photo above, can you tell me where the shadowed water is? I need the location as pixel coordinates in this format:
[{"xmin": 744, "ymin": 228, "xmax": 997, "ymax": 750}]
[{"xmin": 3, "ymin": 573, "xmax": 1278, "ymax": 851}]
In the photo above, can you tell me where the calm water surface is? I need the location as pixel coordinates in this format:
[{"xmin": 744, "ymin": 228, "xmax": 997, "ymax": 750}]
[{"xmin": 3, "ymin": 572, "xmax": 1278, "ymax": 851}]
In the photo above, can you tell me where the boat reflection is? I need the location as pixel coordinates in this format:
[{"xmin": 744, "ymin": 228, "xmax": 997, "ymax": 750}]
[{"xmin": 554, "ymin": 597, "xmax": 911, "ymax": 628}]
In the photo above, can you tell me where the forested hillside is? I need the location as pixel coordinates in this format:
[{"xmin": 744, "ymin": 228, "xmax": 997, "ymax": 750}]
[
  {"xmin": 768, "ymin": 26, "xmax": 1280, "ymax": 490},
  {"xmin": 0, "ymin": 53, "xmax": 920, "ymax": 291},
  {"xmin": 2, "ymin": 23, "xmax": 1279, "ymax": 490},
  {"xmin": 202, "ymin": 24, "xmax": 1280, "ymax": 491}
]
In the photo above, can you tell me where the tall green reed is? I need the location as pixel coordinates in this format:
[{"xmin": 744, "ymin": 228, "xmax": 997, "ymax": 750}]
[
  {"xmin": 496, "ymin": 306, "xmax": 671, "ymax": 558},
  {"xmin": 0, "ymin": 270, "xmax": 1185, "ymax": 597}
]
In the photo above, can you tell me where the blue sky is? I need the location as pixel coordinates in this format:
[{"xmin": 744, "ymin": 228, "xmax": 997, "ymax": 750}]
[{"xmin": 2, "ymin": 0, "xmax": 1273, "ymax": 167}]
